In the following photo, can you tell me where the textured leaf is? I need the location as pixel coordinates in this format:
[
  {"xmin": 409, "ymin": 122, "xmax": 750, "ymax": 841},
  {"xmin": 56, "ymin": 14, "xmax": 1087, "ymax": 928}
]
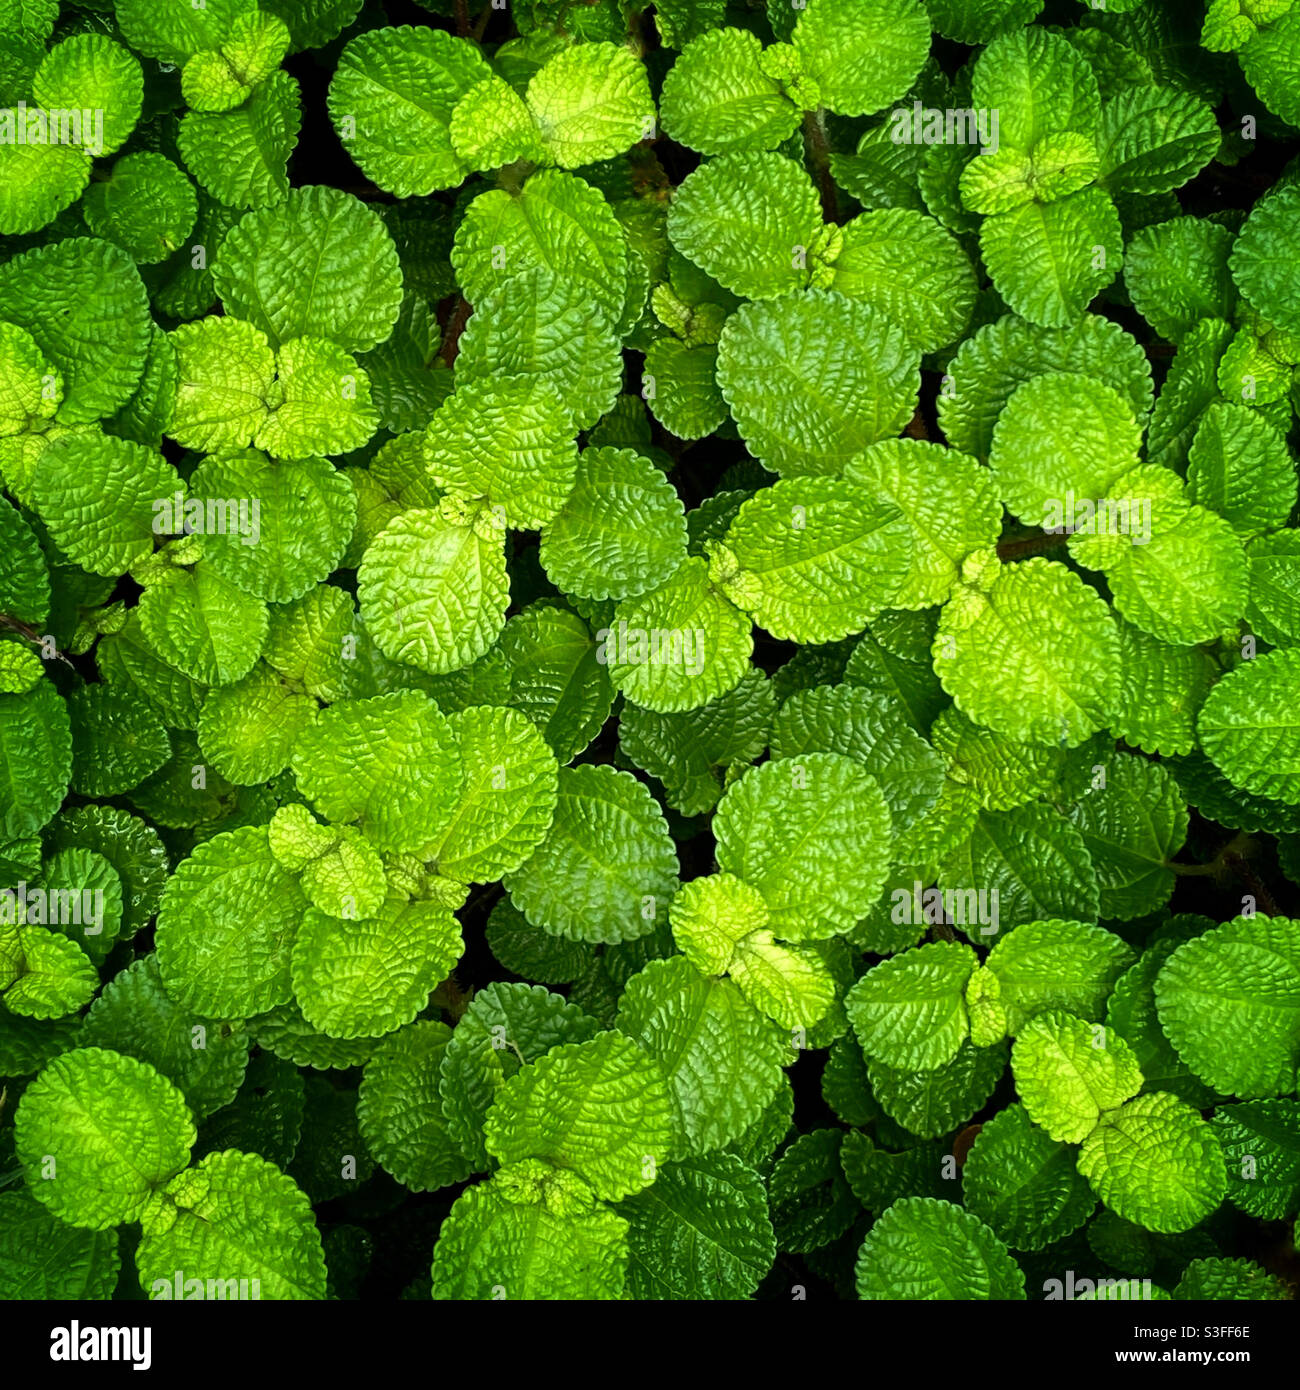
[
  {"xmin": 716, "ymin": 291, "xmax": 920, "ymax": 477},
  {"xmin": 792, "ymin": 0, "xmax": 930, "ymax": 117},
  {"xmin": 0, "ymin": 1191, "xmax": 119, "ymax": 1299},
  {"xmin": 1077, "ymin": 1091, "xmax": 1227, "ymax": 1234},
  {"xmin": 986, "ymin": 919, "xmax": 1136, "ymax": 1035},
  {"xmin": 525, "ymin": 42, "xmax": 655, "ymax": 168},
  {"xmin": 659, "ymin": 28, "xmax": 798, "ymax": 155},
  {"xmin": 714, "ymin": 751, "xmax": 892, "ymax": 940},
  {"xmin": 1211, "ymin": 1101, "xmax": 1300, "ymax": 1221},
  {"xmin": 1186, "ymin": 403, "xmax": 1296, "ymax": 539},
  {"xmin": 855, "ymin": 1197, "xmax": 1026, "ymax": 1299},
  {"xmin": 1012, "ymin": 1012, "xmax": 1143, "ymax": 1143},
  {"xmin": 15, "ymin": 1048, "xmax": 194, "ymax": 1230},
  {"xmin": 0, "ymin": 683, "xmax": 71, "ymax": 839},
  {"xmin": 1198, "ymin": 649, "xmax": 1300, "ymax": 806},
  {"xmin": 846, "ymin": 942, "xmax": 978, "ymax": 1072},
  {"xmin": 177, "ymin": 70, "xmax": 302, "ymax": 210},
  {"xmin": 1229, "ymin": 183, "xmax": 1300, "ymax": 337},
  {"xmin": 504, "ymin": 764, "xmax": 677, "ymax": 945},
  {"xmin": 137, "ymin": 564, "xmax": 268, "ymax": 687}
]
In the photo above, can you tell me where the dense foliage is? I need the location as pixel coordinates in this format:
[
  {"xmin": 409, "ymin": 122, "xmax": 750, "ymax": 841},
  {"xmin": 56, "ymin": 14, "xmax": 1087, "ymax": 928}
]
[{"xmin": 0, "ymin": 0, "xmax": 1298, "ymax": 1303}]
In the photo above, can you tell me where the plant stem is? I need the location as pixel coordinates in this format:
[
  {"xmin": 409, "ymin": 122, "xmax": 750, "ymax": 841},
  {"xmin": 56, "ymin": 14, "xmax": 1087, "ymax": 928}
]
[{"xmin": 802, "ymin": 109, "xmax": 838, "ymax": 223}]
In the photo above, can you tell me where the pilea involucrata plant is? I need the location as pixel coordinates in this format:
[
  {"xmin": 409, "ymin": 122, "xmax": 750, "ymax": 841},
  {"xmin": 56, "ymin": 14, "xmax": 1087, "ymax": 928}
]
[{"xmin": 0, "ymin": 0, "xmax": 1297, "ymax": 1308}]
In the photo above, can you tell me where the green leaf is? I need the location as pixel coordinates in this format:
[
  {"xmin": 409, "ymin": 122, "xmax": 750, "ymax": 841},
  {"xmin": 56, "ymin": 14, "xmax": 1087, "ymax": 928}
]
[
  {"xmin": 1012, "ymin": 1012, "xmax": 1143, "ymax": 1143},
  {"xmin": 1229, "ymin": 183, "xmax": 1300, "ymax": 337},
  {"xmin": 846, "ymin": 941, "xmax": 978, "ymax": 1071},
  {"xmin": 1186, "ymin": 403, "xmax": 1297, "ymax": 539},
  {"xmin": 0, "ymin": 497, "xmax": 49, "ymax": 626},
  {"xmin": 156, "ymin": 824, "xmax": 308, "ymax": 1017},
  {"xmin": 972, "ymin": 27, "xmax": 1101, "ymax": 149},
  {"xmin": 189, "ymin": 450, "xmax": 356, "ymax": 603},
  {"xmin": 292, "ymin": 691, "xmax": 461, "ymax": 854},
  {"xmin": 0, "ymin": 1191, "xmax": 119, "ymax": 1299},
  {"xmin": 328, "ymin": 26, "xmax": 489, "ymax": 196},
  {"xmin": 504, "ymin": 764, "xmax": 677, "ymax": 945},
  {"xmin": 524, "ymin": 41, "xmax": 655, "ymax": 169},
  {"xmin": 177, "ymin": 70, "xmax": 302, "ymax": 210},
  {"xmin": 115, "ymin": 0, "xmax": 258, "ymax": 64},
  {"xmin": 37, "ymin": 847, "xmax": 124, "ymax": 966},
  {"xmin": 934, "ymin": 554, "xmax": 1120, "ymax": 748},
  {"xmin": 1097, "ymin": 86, "xmax": 1220, "ymax": 197},
  {"xmin": 15, "ymin": 1047, "xmax": 194, "ymax": 1229},
  {"xmin": 1077, "ymin": 1091, "xmax": 1227, "ymax": 1234},
  {"xmin": 431, "ymin": 1173, "xmax": 629, "ymax": 1300},
  {"xmin": 1107, "ymin": 617, "xmax": 1219, "ymax": 757},
  {"xmin": 33, "ymin": 431, "xmax": 178, "ymax": 577},
  {"xmin": 980, "ymin": 188, "xmax": 1123, "ymax": 327},
  {"xmin": 137, "ymin": 564, "xmax": 268, "ymax": 687},
  {"xmin": 501, "ymin": 604, "xmax": 614, "ymax": 763},
  {"xmin": 616, "ymin": 1153, "xmax": 775, "ymax": 1299},
  {"xmin": 667, "ymin": 152, "xmax": 827, "ymax": 301},
  {"xmin": 716, "ymin": 290, "xmax": 920, "ymax": 477},
  {"xmin": 33, "ymin": 34, "xmax": 142, "ymax": 158},
  {"xmin": 455, "ymin": 267, "xmax": 621, "ymax": 431},
  {"xmin": 711, "ymin": 477, "xmax": 912, "ymax": 643},
  {"xmin": 82, "ymin": 152, "xmax": 198, "ymax": 266},
  {"xmin": 46, "ymin": 805, "xmax": 167, "ymax": 937},
  {"xmin": 714, "ymin": 751, "xmax": 892, "ymax": 940},
  {"xmin": 770, "ymin": 684, "xmax": 944, "ymax": 835},
  {"xmin": 450, "ymin": 73, "xmax": 547, "ymax": 171},
  {"xmin": 357, "ymin": 1020, "xmax": 475, "ymax": 1191},
  {"xmin": 424, "ymin": 705, "xmax": 558, "ymax": 884},
  {"xmin": 1155, "ymin": 915, "xmax": 1300, "ymax": 1098},
  {"xmin": 181, "ymin": 12, "xmax": 289, "ymax": 112},
  {"xmin": 197, "ymin": 662, "xmax": 318, "ymax": 786},
  {"xmin": 213, "ymin": 186, "xmax": 402, "ymax": 353},
  {"xmin": 1069, "ymin": 465, "xmax": 1248, "ymax": 648},
  {"xmin": 604, "ymin": 555, "xmax": 753, "ymax": 713},
  {"xmin": 986, "ymin": 919, "xmax": 1137, "ymax": 1035},
  {"xmin": 867, "ymin": 1040, "xmax": 1008, "ymax": 1140},
  {"xmin": 424, "ymin": 377, "xmax": 577, "ymax": 530},
  {"xmin": 0, "ymin": 923, "xmax": 96, "ymax": 1019},
  {"xmin": 1198, "ymin": 649, "xmax": 1300, "ymax": 806},
  {"xmin": 0, "ymin": 136, "xmax": 90, "ymax": 237},
  {"xmin": 0, "ymin": 238, "xmax": 150, "ymax": 425},
  {"xmin": 1065, "ymin": 756, "xmax": 1187, "ymax": 920},
  {"xmin": 0, "ymin": 683, "xmax": 71, "ymax": 839},
  {"xmin": 855, "ymin": 1197, "xmax": 1026, "ymax": 1299},
  {"xmin": 540, "ymin": 446, "xmax": 686, "ymax": 601},
  {"xmin": 1124, "ymin": 217, "xmax": 1236, "ymax": 344},
  {"xmin": 938, "ymin": 312, "xmax": 1152, "ymax": 463},
  {"xmin": 255, "ymin": 336, "xmax": 377, "ymax": 459},
  {"xmin": 659, "ymin": 28, "xmax": 799, "ymax": 155},
  {"xmin": 845, "ymin": 439, "xmax": 1002, "ymax": 610},
  {"xmin": 137, "ymin": 1149, "xmax": 327, "ymax": 1300},
  {"xmin": 831, "ymin": 208, "xmax": 977, "ymax": 353},
  {"xmin": 451, "ymin": 170, "xmax": 628, "ymax": 325},
  {"xmin": 358, "ymin": 505, "xmax": 509, "ymax": 677},
  {"xmin": 617, "ymin": 955, "xmax": 789, "ymax": 1154},
  {"xmin": 989, "ymin": 372, "xmax": 1141, "ymax": 523},
  {"xmin": 792, "ymin": 0, "xmax": 930, "ymax": 117},
  {"xmin": 68, "ymin": 683, "xmax": 169, "ymax": 797},
  {"xmin": 1173, "ymin": 1256, "xmax": 1291, "ymax": 1301},
  {"xmin": 291, "ymin": 897, "xmax": 461, "ymax": 1039},
  {"xmin": 962, "ymin": 1103, "xmax": 1097, "ymax": 1250},
  {"xmin": 484, "ymin": 1031, "xmax": 675, "ymax": 1199},
  {"xmin": 642, "ymin": 338, "xmax": 727, "ymax": 441},
  {"xmin": 169, "ymin": 316, "xmax": 275, "ymax": 452},
  {"xmin": 1211, "ymin": 1100, "xmax": 1300, "ymax": 1220},
  {"xmin": 81, "ymin": 955, "xmax": 249, "ymax": 1120}
]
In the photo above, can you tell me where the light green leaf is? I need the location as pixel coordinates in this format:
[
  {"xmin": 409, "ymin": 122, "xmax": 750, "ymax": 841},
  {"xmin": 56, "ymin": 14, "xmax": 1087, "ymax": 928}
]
[
  {"xmin": 137, "ymin": 1149, "xmax": 326, "ymax": 1300},
  {"xmin": 155, "ymin": 824, "xmax": 307, "ymax": 1016},
  {"xmin": 1012, "ymin": 1012, "xmax": 1143, "ymax": 1142},
  {"xmin": 1097, "ymin": 86, "xmax": 1220, "ymax": 197},
  {"xmin": 1077, "ymin": 1091, "xmax": 1227, "ymax": 1234},
  {"xmin": 115, "ymin": 0, "xmax": 257, "ymax": 64},
  {"xmin": 33, "ymin": 33, "xmax": 142, "ymax": 157},
  {"xmin": 1155, "ymin": 915, "xmax": 1300, "ymax": 1098},
  {"xmin": 1229, "ymin": 183, "xmax": 1300, "ymax": 336},
  {"xmin": 1198, "ymin": 649, "xmax": 1300, "ymax": 806},
  {"xmin": 15, "ymin": 1047, "xmax": 194, "ymax": 1229},
  {"xmin": 82, "ymin": 152, "xmax": 197, "ymax": 266},
  {"xmin": 169, "ymin": 316, "xmax": 275, "ymax": 452},
  {"xmin": 1124, "ymin": 217, "xmax": 1236, "ymax": 345},
  {"xmin": 792, "ymin": 0, "xmax": 930, "ymax": 117},
  {"xmin": 177, "ymin": 70, "xmax": 302, "ymax": 210},
  {"xmin": 714, "ymin": 751, "xmax": 892, "ymax": 940},
  {"xmin": 504, "ymin": 764, "xmax": 677, "ymax": 945},
  {"xmin": 855, "ymin": 1196, "xmax": 1026, "ymax": 1299},
  {"xmin": 328, "ymin": 26, "xmax": 489, "ymax": 196},
  {"xmin": 845, "ymin": 941, "xmax": 978, "ymax": 1071},
  {"xmin": 525, "ymin": 41, "xmax": 655, "ymax": 169},
  {"xmin": 985, "ymin": 919, "xmax": 1137, "ymax": 1034},
  {"xmin": 1186, "ymin": 402, "xmax": 1296, "ymax": 539},
  {"xmin": 137, "ymin": 564, "xmax": 268, "ymax": 687},
  {"xmin": 617, "ymin": 955, "xmax": 789, "ymax": 1154},
  {"xmin": 659, "ymin": 28, "xmax": 798, "ymax": 155},
  {"xmin": 716, "ymin": 290, "xmax": 920, "ymax": 477}
]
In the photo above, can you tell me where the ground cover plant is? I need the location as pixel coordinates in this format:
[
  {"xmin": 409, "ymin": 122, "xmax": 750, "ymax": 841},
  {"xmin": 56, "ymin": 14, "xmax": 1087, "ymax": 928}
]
[{"xmin": 0, "ymin": 0, "xmax": 1298, "ymax": 1304}]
